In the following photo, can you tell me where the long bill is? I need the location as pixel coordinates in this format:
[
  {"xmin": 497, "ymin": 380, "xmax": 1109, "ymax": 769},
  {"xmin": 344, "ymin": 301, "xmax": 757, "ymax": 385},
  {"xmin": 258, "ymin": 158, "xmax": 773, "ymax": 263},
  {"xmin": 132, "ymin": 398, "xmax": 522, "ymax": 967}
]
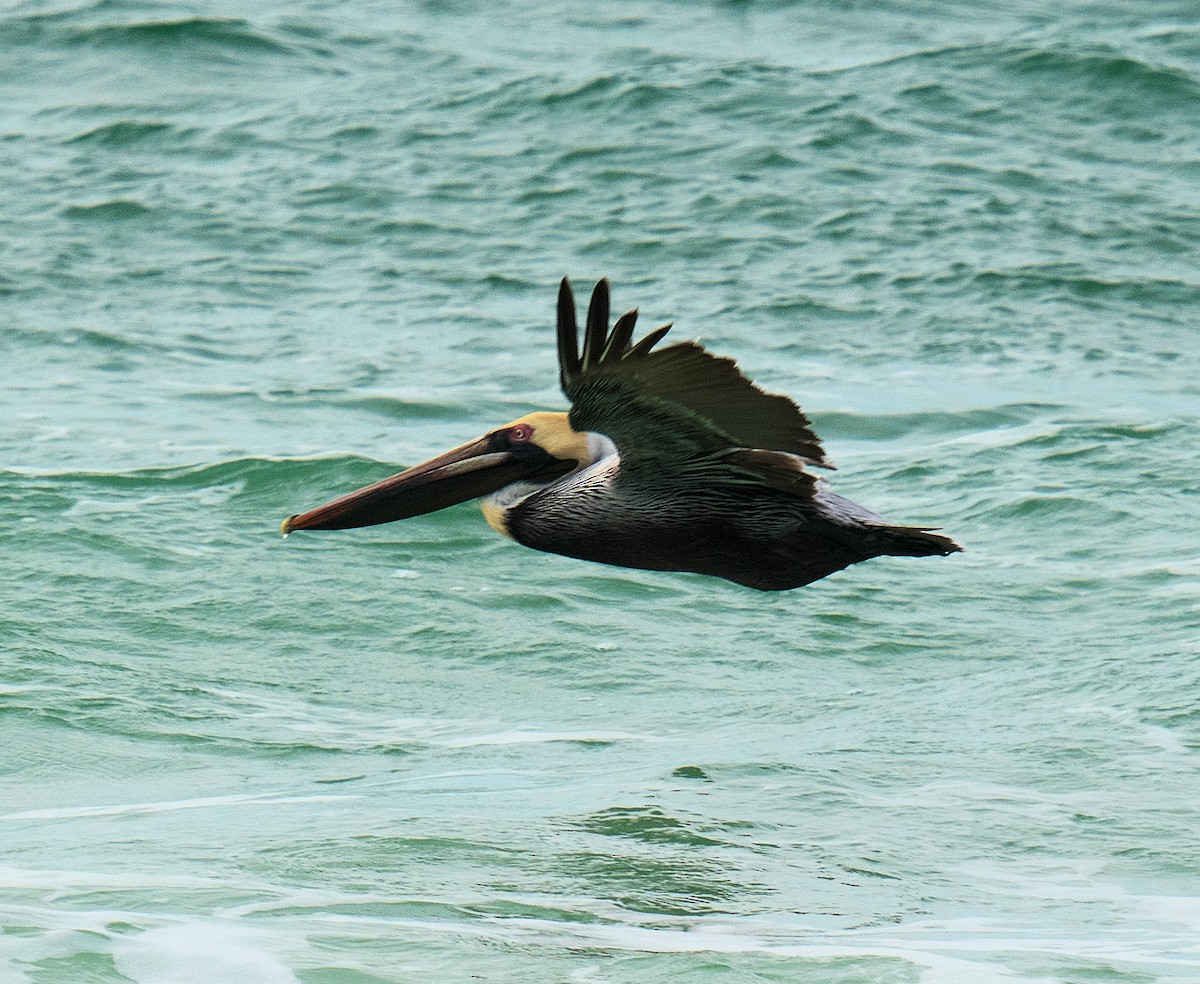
[{"xmin": 281, "ymin": 435, "xmax": 562, "ymax": 533}]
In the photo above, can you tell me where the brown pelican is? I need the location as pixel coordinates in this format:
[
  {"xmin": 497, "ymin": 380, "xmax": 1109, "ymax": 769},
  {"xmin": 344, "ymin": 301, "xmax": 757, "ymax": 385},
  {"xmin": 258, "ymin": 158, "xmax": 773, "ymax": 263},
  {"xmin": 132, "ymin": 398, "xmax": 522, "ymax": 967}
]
[{"xmin": 282, "ymin": 278, "xmax": 961, "ymax": 590}]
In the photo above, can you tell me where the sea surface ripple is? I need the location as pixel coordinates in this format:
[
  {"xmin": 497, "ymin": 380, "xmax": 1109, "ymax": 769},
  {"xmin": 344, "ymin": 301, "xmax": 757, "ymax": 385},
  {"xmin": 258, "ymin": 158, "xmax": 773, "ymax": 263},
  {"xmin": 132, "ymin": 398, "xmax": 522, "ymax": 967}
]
[{"xmin": 2, "ymin": 1, "xmax": 1198, "ymax": 982}]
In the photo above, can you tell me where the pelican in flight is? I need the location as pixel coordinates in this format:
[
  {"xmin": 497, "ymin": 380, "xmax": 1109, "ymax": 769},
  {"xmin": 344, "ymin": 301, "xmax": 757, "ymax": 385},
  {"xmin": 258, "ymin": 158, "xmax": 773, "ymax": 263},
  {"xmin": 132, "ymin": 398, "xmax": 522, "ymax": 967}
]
[{"xmin": 283, "ymin": 278, "xmax": 961, "ymax": 590}]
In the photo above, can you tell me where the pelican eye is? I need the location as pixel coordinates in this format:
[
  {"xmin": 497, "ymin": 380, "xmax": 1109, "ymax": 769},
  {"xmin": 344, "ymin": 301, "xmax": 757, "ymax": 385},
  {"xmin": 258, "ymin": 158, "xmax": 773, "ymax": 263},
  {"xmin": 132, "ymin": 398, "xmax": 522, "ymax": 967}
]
[{"xmin": 507, "ymin": 423, "xmax": 534, "ymax": 444}]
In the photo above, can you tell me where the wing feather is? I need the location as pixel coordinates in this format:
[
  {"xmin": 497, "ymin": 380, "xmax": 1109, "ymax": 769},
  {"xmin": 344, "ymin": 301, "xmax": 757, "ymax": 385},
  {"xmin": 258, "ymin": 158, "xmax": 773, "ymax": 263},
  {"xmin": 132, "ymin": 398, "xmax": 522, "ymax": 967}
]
[
  {"xmin": 557, "ymin": 278, "xmax": 832, "ymax": 472},
  {"xmin": 556, "ymin": 278, "xmax": 581, "ymax": 385},
  {"xmin": 582, "ymin": 278, "xmax": 610, "ymax": 371},
  {"xmin": 603, "ymin": 309, "xmax": 638, "ymax": 362}
]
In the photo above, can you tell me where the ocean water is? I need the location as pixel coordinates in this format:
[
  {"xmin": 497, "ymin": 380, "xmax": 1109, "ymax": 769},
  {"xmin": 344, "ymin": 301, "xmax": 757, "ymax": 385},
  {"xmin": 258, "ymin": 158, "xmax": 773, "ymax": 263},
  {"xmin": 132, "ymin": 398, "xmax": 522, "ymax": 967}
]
[{"xmin": 3, "ymin": 0, "xmax": 1199, "ymax": 981}]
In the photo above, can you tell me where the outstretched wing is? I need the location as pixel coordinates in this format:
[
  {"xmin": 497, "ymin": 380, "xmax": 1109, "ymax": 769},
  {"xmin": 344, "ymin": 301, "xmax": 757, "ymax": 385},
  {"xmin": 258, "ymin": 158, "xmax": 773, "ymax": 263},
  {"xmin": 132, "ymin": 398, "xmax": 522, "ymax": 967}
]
[{"xmin": 556, "ymin": 278, "xmax": 833, "ymax": 477}]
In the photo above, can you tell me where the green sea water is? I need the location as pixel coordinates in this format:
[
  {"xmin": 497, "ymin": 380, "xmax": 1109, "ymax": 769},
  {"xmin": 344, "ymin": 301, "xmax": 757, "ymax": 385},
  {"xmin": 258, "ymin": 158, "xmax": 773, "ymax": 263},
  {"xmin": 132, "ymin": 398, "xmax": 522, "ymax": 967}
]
[{"xmin": 3, "ymin": 1, "xmax": 1199, "ymax": 981}]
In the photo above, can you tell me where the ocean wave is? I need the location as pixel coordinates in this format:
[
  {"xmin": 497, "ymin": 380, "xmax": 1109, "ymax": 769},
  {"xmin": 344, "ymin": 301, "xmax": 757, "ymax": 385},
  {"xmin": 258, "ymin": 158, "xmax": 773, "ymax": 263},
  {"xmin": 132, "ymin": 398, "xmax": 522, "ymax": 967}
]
[
  {"xmin": 571, "ymin": 805, "xmax": 741, "ymax": 849},
  {"xmin": 813, "ymin": 403, "xmax": 1065, "ymax": 441},
  {"xmin": 2, "ymin": 455, "xmax": 398, "ymax": 498},
  {"xmin": 820, "ymin": 35, "xmax": 1199, "ymax": 97},
  {"xmin": 1010, "ymin": 44, "xmax": 1200, "ymax": 106},
  {"xmin": 1, "ymin": 791, "xmax": 354, "ymax": 823},
  {"xmin": 61, "ymin": 199, "xmax": 154, "ymax": 220},
  {"xmin": 293, "ymin": 182, "xmax": 401, "ymax": 211},
  {"xmin": 64, "ymin": 120, "xmax": 186, "ymax": 147},
  {"xmin": 0, "ymin": 324, "xmax": 232, "ymax": 363},
  {"xmin": 66, "ymin": 17, "xmax": 296, "ymax": 57},
  {"xmin": 970, "ymin": 267, "xmax": 1200, "ymax": 307},
  {"xmin": 175, "ymin": 385, "xmax": 480, "ymax": 425},
  {"xmin": 806, "ymin": 113, "xmax": 914, "ymax": 150}
]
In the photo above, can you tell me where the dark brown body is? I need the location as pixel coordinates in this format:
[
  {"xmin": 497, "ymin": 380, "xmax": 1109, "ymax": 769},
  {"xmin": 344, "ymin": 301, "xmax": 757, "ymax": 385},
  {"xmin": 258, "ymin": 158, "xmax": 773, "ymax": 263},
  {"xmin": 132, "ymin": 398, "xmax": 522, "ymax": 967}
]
[{"xmin": 505, "ymin": 464, "xmax": 957, "ymax": 590}]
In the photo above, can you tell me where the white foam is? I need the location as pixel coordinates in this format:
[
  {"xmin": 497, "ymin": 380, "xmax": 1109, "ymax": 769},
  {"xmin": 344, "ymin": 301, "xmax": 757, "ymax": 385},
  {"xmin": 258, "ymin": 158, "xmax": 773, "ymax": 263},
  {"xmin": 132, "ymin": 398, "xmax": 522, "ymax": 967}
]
[
  {"xmin": 0, "ymin": 867, "xmax": 233, "ymax": 892},
  {"xmin": 0, "ymin": 792, "xmax": 355, "ymax": 822},
  {"xmin": 0, "ymin": 954, "xmax": 32, "ymax": 984},
  {"xmin": 112, "ymin": 924, "xmax": 300, "ymax": 984}
]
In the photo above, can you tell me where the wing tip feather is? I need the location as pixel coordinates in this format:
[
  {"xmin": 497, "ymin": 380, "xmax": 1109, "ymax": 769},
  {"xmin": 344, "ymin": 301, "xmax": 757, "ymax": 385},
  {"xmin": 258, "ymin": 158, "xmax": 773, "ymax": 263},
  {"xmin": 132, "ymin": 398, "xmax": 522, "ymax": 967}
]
[{"xmin": 556, "ymin": 277, "xmax": 581, "ymax": 385}]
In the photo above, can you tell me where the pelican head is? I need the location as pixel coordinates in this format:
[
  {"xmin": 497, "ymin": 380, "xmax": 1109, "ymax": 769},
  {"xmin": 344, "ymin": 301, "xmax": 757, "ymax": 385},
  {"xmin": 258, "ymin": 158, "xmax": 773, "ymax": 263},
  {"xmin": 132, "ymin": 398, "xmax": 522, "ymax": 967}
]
[{"xmin": 281, "ymin": 412, "xmax": 594, "ymax": 534}]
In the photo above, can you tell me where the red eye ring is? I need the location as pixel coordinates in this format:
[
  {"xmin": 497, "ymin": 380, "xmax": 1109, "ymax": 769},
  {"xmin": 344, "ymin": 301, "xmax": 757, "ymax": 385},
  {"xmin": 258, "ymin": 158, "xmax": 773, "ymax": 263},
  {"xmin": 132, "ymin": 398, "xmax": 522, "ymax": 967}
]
[{"xmin": 508, "ymin": 423, "xmax": 534, "ymax": 443}]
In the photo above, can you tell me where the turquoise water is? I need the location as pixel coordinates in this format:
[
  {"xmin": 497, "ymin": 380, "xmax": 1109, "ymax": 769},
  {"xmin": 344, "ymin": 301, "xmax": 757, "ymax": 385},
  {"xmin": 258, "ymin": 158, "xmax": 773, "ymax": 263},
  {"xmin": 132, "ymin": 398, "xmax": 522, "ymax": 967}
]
[{"xmin": 3, "ymin": 1, "xmax": 1199, "ymax": 981}]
